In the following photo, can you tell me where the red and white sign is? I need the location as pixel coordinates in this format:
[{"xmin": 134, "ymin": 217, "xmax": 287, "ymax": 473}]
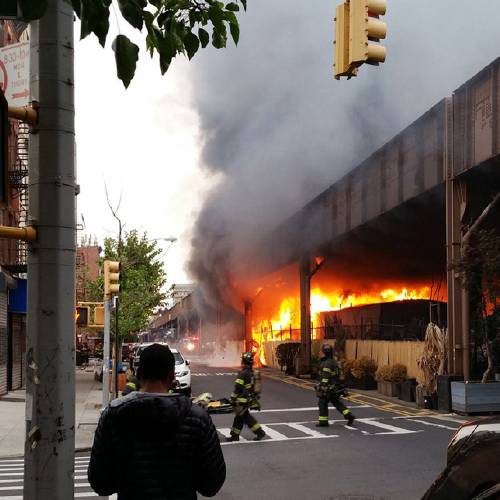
[{"xmin": 0, "ymin": 41, "xmax": 29, "ymax": 106}]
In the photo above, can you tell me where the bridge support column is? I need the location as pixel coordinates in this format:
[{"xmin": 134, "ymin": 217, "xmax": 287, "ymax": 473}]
[
  {"xmin": 299, "ymin": 255, "xmax": 312, "ymax": 375},
  {"xmin": 244, "ymin": 301, "xmax": 253, "ymax": 352},
  {"xmin": 446, "ymin": 177, "xmax": 469, "ymax": 378}
]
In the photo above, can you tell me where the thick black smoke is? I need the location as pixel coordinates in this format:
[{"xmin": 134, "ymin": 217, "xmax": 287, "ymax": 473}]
[{"xmin": 187, "ymin": 0, "xmax": 500, "ymax": 315}]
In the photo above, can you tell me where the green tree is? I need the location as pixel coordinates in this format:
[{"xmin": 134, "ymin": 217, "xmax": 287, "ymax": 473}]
[
  {"xmin": 89, "ymin": 230, "xmax": 166, "ymax": 342},
  {"xmin": 19, "ymin": 0, "xmax": 247, "ymax": 88}
]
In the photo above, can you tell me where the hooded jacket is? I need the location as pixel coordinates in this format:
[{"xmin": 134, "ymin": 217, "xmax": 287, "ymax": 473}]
[{"xmin": 88, "ymin": 392, "xmax": 226, "ymax": 499}]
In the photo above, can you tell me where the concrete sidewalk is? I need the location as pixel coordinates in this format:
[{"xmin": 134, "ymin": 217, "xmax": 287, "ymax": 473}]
[{"xmin": 0, "ymin": 368, "xmax": 103, "ymax": 457}]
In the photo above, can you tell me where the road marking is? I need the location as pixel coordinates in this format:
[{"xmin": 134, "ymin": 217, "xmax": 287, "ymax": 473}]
[
  {"xmin": 254, "ymin": 405, "xmax": 369, "ymax": 413},
  {"xmin": 260, "ymin": 425, "xmax": 289, "ymax": 441},
  {"xmin": 405, "ymin": 419, "xmax": 458, "ymax": 431},
  {"xmin": 286, "ymin": 423, "xmax": 331, "ymax": 438},
  {"xmin": 5, "ymin": 494, "xmax": 117, "ymax": 500},
  {"xmin": 355, "ymin": 418, "xmax": 422, "ymax": 435},
  {"xmin": 192, "ymin": 372, "xmax": 238, "ymax": 377}
]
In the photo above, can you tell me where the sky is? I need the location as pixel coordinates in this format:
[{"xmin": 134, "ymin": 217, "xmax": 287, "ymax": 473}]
[{"xmin": 74, "ymin": 0, "xmax": 500, "ymax": 302}]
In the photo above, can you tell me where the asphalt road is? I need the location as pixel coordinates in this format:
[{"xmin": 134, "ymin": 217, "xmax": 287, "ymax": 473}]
[
  {"xmin": 0, "ymin": 363, "xmax": 464, "ymax": 500},
  {"xmin": 191, "ymin": 362, "xmax": 462, "ymax": 500}
]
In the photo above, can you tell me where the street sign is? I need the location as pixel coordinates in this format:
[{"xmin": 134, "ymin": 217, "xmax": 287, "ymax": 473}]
[
  {"xmin": 0, "ymin": 1, "xmax": 18, "ymax": 20},
  {"xmin": 0, "ymin": 42, "xmax": 29, "ymax": 106}
]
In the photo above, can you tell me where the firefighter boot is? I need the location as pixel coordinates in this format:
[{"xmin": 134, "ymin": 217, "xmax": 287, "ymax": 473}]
[
  {"xmin": 226, "ymin": 433, "xmax": 240, "ymax": 442},
  {"xmin": 345, "ymin": 411, "xmax": 355, "ymax": 427},
  {"xmin": 253, "ymin": 429, "xmax": 266, "ymax": 441},
  {"xmin": 315, "ymin": 421, "xmax": 329, "ymax": 427}
]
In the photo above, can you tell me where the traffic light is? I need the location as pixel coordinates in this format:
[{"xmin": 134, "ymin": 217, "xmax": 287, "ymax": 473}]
[
  {"xmin": 94, "ymin": 306, "xmax": 104, "ymax": 326},
  {"xmin": 104, "ymin": 260, "xmax": 121, "ymax": 300},
  {"xmin": 75, "ymin": 306, "xmax": 89, "ymax": 326},
  {"xmin": 349, "ymin": 0, "xmax": 387, "ymax": 66},
  {"xmin": 333, "ymin": 0, "xmax": 387, "ymax": 80},
  {"xmin": 334, "ymin": 2, "xmax": 356, "ymax": 79}
]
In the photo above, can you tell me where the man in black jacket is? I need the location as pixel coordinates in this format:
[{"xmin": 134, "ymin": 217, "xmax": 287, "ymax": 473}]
[{"xmin": 88, "ymin": 343, "xmax": 226, "ymax": 499}]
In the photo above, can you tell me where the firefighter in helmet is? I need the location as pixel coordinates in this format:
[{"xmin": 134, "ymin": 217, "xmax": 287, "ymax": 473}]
[
  {"xmin": 227, "ymin": 352, "xmax": 266, "ymax": 442},
  {"xmin": 316, "ymin": 343, "xmax": 355, "ymax": 427}
]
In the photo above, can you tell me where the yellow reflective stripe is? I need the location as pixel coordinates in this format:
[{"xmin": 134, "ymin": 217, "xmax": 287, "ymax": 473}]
[
  {"xmin": 235, "ymin": 378, "xmax": 245, "ymax": 385},
  {"xmin": 236, "ymin": 397, "xmax": 248, "ymax": 403},
  {"xmin": 318, "ymin": 416, "xmax": 329, "ymax": 421},
  {"xmin": 251, "ymin": 423, "xmax": 261, "ymax": 432},
  {"xmin": 230, "ymin": 392, "xmax": 238, "ymax": 398},
  {"xmin": 231, "ymin": 428, "xmax": 241, "ymax": 434},
  {"xmin": 342, "ymin": 409, "xmax": 351, "ymax": 416},
  {"xmin": 322, "ymin": 367, "xmax": 332, "ymax": 372},
  {"xmin": 321, "ymin": 378, "xmax": 329, "ymax": 383},
  {"xmin": 127, "ymin": 382, "xmax": 136, "ymax": 390},
  {"xmin": 245, "ymin": 384, "xmax": 252, "ymax": 389}
]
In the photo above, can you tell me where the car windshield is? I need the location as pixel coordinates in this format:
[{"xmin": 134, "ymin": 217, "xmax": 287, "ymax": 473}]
[{"xmin": 173, "ymin": 352, "xmax": 184, "ymax": 366}]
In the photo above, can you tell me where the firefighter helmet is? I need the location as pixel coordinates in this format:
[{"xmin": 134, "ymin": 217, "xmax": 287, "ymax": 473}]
[
  {"xmin": 241, "ymin": 352, "xmax": 254, "ymax": 366},
  {"xmin": 321, "ymin": 343, "xmax": 333, "ymax": 357}
]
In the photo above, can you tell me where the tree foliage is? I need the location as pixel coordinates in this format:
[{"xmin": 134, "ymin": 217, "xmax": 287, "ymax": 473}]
[
  {"xmin": 19, "ymin": 0, "xmax": 248, "ymax": 87},
  {"xmin": 89, "ymin": 230, "xmax": 166, "ymax": 341},
  {"xmin": 458, "ymin": 229, "xmax": 500, "ymax": 381}
]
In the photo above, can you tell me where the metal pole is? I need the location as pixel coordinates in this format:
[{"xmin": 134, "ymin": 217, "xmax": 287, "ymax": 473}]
[
  {"xmin": 24, "ymin": 1, "xmax": 75, "ymax": 498},
  {"xmin": 103, "ymin": 300, "xmax": 111, "ymax": 408},
  {"xmin": 299, "ymin": 255, "xmax": 311, "ymax": 374},
  {"xmin": 114, "ymin": 297, "xmax": 119, "ymax": 398}
]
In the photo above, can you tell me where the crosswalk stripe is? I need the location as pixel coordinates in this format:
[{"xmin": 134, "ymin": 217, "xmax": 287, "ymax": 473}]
[
  {"xmin": 0, "ymin": 481, "xmax": 95, "ymax": 492},
  {"xmin": 285, "ymin": 423, "xmax": 331, "ymax": 438},
  {"xmin": 259, "ymin": 425, "xmax": 289, "ymax": 441},
  {"xmin": 255, "ymin": 405, "xmax": 370, "ymax": 413},
  {"xmin": 5, "ymin": 494, "xmax": 117, "ymax": 499},
  {"xmin": 356, "ymin": 418, "xmax": 422, "ymax": 435},
  {"xmin": 405, "ymin": 419, "xmax": 458, "ymax": 431}
]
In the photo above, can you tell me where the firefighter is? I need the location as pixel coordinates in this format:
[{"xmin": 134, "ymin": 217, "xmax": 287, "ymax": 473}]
[
  {"xmin": 226, "ymin": 352, "xmax": 266, "ymax": 442},
  {"xmin": 316, "ymin": 343, "xmax": 355, "ymax": 427},
  {"xmin": 121, "ymin": 368, "xmax": 140, "ymax": 396}
]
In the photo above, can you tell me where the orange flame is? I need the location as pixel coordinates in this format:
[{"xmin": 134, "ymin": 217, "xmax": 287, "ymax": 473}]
[{"xmin": 253, "ymin": 285, "xmax": 441, "ymax": 347}]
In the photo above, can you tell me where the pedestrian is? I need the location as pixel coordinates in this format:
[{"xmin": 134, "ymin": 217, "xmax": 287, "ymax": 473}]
[
  {"xmin": 121, "ymin": 367, "xmax": 140, "ymax": 396},
  {"xmin": 315, "ymin": 343, "xmax": 355, "ymax": 427},
  {"xmin": 88, "ymin": 343, "xmax": 226, "ymax": 499},
  {"xmin": 226, "ymin": 352, "xmax": 266, "ymax": 442}
]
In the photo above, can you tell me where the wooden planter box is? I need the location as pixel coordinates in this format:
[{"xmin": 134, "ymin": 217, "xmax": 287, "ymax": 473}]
[
  {"xmin": 451, "ymin": 381, "xmax": 500, "ymax": 414},
  {"xmin": 378, "ymin": 381, "xmax": 401, "ymax": 398},
  {"xmin": 345, "ymin": 375, "xmax": 377, "ymax": 390}
]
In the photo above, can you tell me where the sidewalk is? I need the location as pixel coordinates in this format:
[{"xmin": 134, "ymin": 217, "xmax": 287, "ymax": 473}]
[{"xmin": 0, "ymin": 368, "xmax": 102, "ymax": 457}]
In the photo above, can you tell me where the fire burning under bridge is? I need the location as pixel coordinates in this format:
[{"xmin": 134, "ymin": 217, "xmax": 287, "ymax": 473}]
[{"xmin": 246, "ymin": 57, "xmax": 500, "ymax": 379}]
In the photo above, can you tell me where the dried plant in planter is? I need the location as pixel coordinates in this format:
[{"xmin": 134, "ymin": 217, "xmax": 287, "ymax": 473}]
[
  {"xmin": 417, "ymin": 323, "xmax": 447, "ymax": 394},
  {"xmin": 352, "ymin": 357, "xmax": 378, "ymax": 379}
]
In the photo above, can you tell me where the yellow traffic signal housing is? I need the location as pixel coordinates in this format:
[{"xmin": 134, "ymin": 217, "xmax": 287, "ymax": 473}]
[
  {"xmin": 104, "ymin": 260, "xmax": 121, "ymax": 300},
  {"xmin": 334, "ymin": 2, "xmax": 357, "ymax": 79},
  {"xmin": 349, "ymin": 0, "xmax": 387, "ymax": 66},
  {"xmin": 75, "ymin": 306, "xmax": 90, "ymax": 326},
  {"xmin": 94, "ymin": 306, "xmax": 104, "ymax": 326}
]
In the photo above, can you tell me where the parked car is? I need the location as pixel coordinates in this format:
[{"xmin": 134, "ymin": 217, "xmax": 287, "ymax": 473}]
[{"xmin": 422, "ymin": 415, "xmax": 500, "ymax": 500}]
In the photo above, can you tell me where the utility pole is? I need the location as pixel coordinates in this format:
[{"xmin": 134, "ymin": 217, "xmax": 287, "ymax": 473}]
[{"xmin": 24, "ymin": 1, "xmax": 76, "ymax": 498}]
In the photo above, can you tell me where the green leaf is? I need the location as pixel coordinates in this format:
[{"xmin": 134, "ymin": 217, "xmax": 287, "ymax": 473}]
[
  {"xmin": 117, "ymin": 0, "xmax": 145, "ymax": 31},
  {"xmin": 112, "ymin": 34, "xmax": 139, "ymax": 88},
  {"xmin": 207, "ymin": 5, "xmax": 224, "ymax": 32},
  {"xmin": 229, "ymin": 19, "xmax": 239, "ymax": 45},
  {"xmin": 158, "ymin": 33, "xmax": 176, "ymax": 74},
  {"xmin": 198, "ymin": 27, "xmax": 209, "ymax": 48},
  {"xmin": 212, "ymin": 25, "xmax": 227, "ymax": 49},
  {"xmin": 81, "ymin": 0, "xmax": 111, "ymax": 47},
  {"xmin": 18, "ymin": 0, "xmax": 48, "ymax": 21},
  {"xmin": 226, "ymin": 2, "xmax": 239, "ymax": 11},
  {"xmin": 240, "ymin": 0, "xmax": 247, "ymax": 10},
  {"xmin": 184, "ymin": 32, "xmax": 200, "ymax": 60}
]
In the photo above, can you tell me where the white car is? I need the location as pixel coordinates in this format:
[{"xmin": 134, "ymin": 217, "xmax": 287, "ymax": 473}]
[
  {"xmin": 132, "ymin": 343, "xmax": 191, "ymax": 396},
  {"xmin": 172, "ymin": 348, "xmax": 192, "ymax": 397}
]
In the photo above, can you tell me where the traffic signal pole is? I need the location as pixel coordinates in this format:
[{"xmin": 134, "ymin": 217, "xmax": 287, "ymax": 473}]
[
  {"xmin": 24, "ymin": 1, "xmax": 76, "ymax": 498},
  {"xmin": 103, "ymin": 299, "xmax": 111, "ymax": 408}
]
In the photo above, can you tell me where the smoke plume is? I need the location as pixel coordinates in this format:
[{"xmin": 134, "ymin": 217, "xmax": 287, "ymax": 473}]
[{"xmin": 187, "ymin": 0, "xmax": 500, "ymax": 318}]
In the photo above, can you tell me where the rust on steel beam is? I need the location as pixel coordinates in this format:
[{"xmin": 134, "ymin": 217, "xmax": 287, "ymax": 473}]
[{"xmin": 0, "ymin": 225, "xmax": 36, "ymax": 242}]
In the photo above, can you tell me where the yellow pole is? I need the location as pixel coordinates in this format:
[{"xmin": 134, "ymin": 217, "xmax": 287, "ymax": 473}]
[
  {"xmin": 0, "ymin": 225, "xmax": 36, "ymax": 241},
  {"xmin": 8, "ymin": 106, "xmax": 38, "ymax": 125}
]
